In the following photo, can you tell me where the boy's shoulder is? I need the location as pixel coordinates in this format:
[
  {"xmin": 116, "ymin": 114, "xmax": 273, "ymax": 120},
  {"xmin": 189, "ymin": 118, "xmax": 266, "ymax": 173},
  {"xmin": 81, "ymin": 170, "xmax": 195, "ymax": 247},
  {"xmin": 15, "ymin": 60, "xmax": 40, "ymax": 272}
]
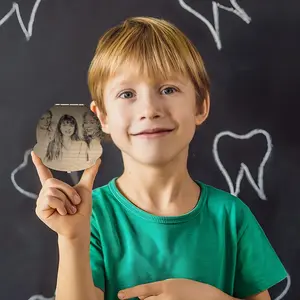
[
  {"xmin": 92, "ymin": 180, "xmax": 113, "ymax": 198},
  {"xmin": 198, "ymin": 180, "xmax": 249, "ymax": 212},
  {"xmin": 198, "ymin": 180, "xmax": 255, "ymax": 233}
]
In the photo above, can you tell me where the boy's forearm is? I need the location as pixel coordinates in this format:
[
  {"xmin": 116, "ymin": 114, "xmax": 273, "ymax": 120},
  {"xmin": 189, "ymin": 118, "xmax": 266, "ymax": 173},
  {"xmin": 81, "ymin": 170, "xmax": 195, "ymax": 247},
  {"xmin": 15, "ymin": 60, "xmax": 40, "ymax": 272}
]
[{"xmin": 55, "ymin": 236, "xmax": 99, "ymax": 300}]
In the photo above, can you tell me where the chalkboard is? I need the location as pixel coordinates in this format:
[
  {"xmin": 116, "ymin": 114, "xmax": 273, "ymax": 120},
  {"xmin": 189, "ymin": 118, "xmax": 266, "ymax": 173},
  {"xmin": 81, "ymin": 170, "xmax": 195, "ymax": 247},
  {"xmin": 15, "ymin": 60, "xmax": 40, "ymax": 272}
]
[{"xmin": 1, "ymin": 0, "xmax": 299, "ymax": 299}]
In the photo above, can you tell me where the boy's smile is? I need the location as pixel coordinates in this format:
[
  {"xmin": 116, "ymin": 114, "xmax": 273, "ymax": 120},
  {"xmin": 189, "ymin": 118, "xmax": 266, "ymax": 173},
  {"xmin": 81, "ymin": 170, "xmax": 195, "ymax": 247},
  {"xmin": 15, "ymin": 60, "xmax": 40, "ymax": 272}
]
[{"xmin": 130, "ymin": 127, "xmax": 175, "ymax": 138}]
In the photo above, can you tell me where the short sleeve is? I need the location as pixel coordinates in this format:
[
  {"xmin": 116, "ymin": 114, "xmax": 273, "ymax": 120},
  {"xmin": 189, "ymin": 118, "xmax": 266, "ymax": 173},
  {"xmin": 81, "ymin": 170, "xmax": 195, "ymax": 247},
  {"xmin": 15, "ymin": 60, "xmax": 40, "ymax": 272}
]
[
  {"xmin": 233, "ymin": 201, "xmax": 288, "ymax": 298},
  {"xmin": 90, "ymin": 209, "xmax": 106, "ymax": 292}
]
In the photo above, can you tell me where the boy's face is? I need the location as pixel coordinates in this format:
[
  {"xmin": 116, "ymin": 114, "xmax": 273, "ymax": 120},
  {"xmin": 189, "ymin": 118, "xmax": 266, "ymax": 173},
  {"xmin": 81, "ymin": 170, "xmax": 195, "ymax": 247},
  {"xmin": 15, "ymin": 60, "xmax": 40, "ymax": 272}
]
[{"xmin": 93, "ymin": 64, "xmax": 209, "ymax": 166}]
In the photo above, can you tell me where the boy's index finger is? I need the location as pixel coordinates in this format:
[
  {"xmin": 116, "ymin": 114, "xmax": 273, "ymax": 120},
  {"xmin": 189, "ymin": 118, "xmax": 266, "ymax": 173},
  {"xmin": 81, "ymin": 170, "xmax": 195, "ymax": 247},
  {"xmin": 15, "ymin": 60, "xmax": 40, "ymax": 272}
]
[{"xmin": 31, "ymin": 151, "xmax": 53, "ymax": 185}]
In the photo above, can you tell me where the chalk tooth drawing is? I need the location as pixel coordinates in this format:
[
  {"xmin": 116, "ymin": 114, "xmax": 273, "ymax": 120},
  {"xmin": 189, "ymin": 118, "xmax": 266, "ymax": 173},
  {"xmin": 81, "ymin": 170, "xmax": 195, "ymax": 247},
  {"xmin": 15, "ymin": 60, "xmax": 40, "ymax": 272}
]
[
  {"xmin": 0, "ymin": 0, "xmax": 43, "ymax": 41},
  {"xmin": 214, "ymin": 130, "xmax": 291, "ymax": 298},
  {"xmin": 213, "ymin": 129, "xmax": 272, "ymax": 200},
  {"xmin": 28, "ymin": 295, "xmax": 54, "ymax": 300},
  {"xmin": 178, "ymin": 0, "xmax": 251, "ymax": 50},
  {"xmin": 11, "ymin": 148, "xmax": 38, "ymax": 199}
]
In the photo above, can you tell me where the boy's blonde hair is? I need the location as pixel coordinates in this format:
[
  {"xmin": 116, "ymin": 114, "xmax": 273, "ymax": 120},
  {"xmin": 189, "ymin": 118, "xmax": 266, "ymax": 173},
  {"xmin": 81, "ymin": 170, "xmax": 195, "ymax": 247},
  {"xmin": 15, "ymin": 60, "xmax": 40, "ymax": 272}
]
[{"xmin": 88, "ymin": 16, "xmax": 210, "ymax": 114}]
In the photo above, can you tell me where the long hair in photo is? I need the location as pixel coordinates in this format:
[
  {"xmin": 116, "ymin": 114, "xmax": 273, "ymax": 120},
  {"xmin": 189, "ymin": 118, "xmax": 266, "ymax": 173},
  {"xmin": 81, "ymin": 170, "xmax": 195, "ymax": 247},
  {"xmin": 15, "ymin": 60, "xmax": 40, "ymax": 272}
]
[{"xmin": 45, "ymin": 114, "xmax": 80, "ymax": 161}]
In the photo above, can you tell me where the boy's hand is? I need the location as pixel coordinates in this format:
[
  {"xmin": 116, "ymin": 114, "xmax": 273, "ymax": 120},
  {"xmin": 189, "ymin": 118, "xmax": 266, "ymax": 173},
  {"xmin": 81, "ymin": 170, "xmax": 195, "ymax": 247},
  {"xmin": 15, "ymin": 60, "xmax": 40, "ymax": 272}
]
[
  {"xmin": 118, "ymin": 278, "xmax": 234, "ymax": 300},
  {"xmin": 31, "ymin": 151, "xmax": 101, "ymax": 241}
]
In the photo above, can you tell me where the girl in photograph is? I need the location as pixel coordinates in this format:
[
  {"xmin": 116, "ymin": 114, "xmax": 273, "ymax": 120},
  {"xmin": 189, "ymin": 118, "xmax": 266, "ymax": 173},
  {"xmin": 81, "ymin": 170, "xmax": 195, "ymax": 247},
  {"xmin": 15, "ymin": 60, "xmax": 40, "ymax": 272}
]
[{"xmin": 45, "ymin": 114, "xmax": 81, "ymax": 161}]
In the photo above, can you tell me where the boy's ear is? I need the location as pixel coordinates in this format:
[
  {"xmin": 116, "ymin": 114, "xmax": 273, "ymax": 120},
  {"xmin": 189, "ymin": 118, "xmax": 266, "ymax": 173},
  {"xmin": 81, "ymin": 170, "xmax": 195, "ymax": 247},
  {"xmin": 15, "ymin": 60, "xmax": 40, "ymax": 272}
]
[
  {"xmin": 195, "ymin": 93, "xmax": 210, "ymax": 126},
  {"xmin": 90, "ymin": 101, "xmax": 110, "ymax": 134}
]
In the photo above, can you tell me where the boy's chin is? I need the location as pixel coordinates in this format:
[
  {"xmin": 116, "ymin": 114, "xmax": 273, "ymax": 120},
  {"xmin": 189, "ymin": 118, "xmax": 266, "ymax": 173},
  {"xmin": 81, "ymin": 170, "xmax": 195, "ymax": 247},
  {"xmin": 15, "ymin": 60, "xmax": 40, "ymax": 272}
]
[{"xmin": 129, "ymin": 152, "xmax": 182, "ymax": 167}]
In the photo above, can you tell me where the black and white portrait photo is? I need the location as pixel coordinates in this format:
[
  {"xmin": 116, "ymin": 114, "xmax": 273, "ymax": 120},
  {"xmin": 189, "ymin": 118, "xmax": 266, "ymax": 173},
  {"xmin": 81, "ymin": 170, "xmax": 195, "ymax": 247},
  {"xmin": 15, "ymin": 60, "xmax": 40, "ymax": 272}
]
[{"xmin": 33, "ymin": 104, "xmax": 103, "ymax": 172}]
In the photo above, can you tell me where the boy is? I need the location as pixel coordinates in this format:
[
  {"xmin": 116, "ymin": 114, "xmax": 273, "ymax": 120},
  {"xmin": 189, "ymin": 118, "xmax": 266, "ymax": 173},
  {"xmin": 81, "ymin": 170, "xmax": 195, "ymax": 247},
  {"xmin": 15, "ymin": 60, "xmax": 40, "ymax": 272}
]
[{"xmin": 32, "ymin": 16, "xmax": 287, "ymax": 300}]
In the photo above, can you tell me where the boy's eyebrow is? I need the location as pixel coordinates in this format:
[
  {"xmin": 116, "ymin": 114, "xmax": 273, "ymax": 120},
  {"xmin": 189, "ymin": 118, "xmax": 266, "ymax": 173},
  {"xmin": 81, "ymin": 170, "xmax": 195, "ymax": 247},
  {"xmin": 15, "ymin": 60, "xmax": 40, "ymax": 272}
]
[
  {"xmin": 166, "ymin": 77, "xmax": 189, "ymax": 86},
  {"xmin": 108, "ymin": 76, "xmax": 189, "ymax": 92},
  {"xmin": 108, "ymin": 79, "xmax": 132, "ymax": 93}
]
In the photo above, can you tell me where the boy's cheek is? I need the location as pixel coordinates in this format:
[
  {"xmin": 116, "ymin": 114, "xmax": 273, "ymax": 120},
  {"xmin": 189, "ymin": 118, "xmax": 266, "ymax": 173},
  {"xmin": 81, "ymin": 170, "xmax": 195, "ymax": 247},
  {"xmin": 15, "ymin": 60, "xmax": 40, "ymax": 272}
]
[{"xmin": 108, "ymin": 125, "xmax": 130, "ymax": 145}]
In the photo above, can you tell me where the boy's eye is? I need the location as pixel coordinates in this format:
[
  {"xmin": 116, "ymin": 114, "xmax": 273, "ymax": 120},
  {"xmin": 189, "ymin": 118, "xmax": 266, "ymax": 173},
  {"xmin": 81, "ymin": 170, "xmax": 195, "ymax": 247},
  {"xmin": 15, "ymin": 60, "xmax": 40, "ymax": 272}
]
[
  {"xmin": 118, "ymin": 87, "xmax": 177, "ymax": 98},
  {"xmin": 119, "ymin": 91, "xmax": 134, "ymax": 99},
  {"xmin": 161, "ymin": 87, "xmax": 177, "ymax": 95}
]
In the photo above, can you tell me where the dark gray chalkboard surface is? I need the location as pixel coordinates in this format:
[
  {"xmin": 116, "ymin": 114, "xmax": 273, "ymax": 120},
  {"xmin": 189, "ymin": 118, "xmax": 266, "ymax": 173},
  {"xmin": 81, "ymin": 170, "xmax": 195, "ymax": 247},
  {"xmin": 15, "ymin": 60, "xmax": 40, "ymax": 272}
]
[{"xmin": 0, "ymin": 1, "xmax": 299, "ymax": 299}]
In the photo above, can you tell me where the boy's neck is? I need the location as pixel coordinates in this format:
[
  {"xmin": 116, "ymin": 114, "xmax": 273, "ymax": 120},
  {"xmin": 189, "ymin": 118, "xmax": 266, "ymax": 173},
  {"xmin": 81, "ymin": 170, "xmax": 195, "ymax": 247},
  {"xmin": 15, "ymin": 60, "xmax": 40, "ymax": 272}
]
[{"xmin": 116, "ymin": 150, "xmax": 200, "ymax": 216}]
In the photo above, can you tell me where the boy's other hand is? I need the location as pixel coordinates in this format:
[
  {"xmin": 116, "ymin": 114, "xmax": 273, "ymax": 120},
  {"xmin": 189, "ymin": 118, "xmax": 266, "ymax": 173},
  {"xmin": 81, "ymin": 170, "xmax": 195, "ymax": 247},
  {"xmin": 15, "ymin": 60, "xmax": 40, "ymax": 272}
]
[
  {"xmin": 117, "ymin": 278, "xmax": 234, "ymax": 300},
  {"xmin": 31, "ymin": 151, "xmax": 101, "ymax": 241}
]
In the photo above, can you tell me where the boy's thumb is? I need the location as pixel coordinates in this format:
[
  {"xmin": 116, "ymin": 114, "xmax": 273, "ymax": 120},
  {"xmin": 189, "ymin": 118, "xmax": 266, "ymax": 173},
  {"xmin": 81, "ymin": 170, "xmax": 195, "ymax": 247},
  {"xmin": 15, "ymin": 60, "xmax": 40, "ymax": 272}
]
[{"xmin": 77, "ymin": 158, "xmax": 101, "ymax": 191}]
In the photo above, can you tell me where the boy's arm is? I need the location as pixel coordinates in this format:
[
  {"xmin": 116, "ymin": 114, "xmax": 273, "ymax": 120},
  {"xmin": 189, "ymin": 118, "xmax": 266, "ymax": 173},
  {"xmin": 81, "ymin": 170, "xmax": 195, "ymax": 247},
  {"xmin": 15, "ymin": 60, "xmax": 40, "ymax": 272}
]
[{"xmin": 55, "ymin": 236, "xmax": 104, "ymax": 300}]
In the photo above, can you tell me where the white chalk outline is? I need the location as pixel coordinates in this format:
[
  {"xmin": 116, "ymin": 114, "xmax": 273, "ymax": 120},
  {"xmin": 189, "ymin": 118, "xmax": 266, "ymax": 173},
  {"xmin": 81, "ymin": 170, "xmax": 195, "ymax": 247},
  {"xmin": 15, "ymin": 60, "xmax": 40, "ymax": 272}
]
[
  {"xmin": 213, "ymin": 129, "xmax": 272, "ymax": 200},
  {"xmin": 274, "ymin": 273, "xmax": 291, "ymax": 300},
  {"xmin": 11, "ymin": 148, "xmax": 38, "ymax": 199},
  {"xmin": 0, "ymin": 0, "xmax": 43, "ymax": 41},
  {"xmin": 178, "ymin": 0, "xmax": 251, "ymax": 50}
]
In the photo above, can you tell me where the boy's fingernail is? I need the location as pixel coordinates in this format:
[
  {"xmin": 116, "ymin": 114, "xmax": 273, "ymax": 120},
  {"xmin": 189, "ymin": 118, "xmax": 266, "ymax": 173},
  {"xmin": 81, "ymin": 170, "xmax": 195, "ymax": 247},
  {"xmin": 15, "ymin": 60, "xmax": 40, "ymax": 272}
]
[
  {"xmin": 73, "ymin": 194, "xmax": 81, "ymax": 204},
  {"xmin": 70, "ymin": 205, "xmax": 77, "ymax": 214},
  {"xmin": 118, "ymin": 292, "xmax": 124, "ymax": 299}
]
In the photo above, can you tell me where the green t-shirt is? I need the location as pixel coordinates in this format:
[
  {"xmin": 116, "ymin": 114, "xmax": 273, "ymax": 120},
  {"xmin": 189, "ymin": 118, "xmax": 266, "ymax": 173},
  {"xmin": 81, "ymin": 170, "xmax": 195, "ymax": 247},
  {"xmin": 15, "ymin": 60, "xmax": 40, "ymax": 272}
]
[{"xmin": 90, "ymin": 178, "xmax": 287, "ymax": 300}]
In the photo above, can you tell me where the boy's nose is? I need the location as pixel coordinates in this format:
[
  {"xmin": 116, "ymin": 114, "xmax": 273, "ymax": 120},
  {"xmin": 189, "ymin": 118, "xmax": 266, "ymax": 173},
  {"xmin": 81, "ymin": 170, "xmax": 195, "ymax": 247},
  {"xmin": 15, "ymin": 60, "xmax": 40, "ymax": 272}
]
[
  {"xmin": 140, "ymin": 108, "xmax": 162, "ymax": 120},
  {"xmin": 138, "ymin": 94, "xmax": 164, "ymax": 120}
]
